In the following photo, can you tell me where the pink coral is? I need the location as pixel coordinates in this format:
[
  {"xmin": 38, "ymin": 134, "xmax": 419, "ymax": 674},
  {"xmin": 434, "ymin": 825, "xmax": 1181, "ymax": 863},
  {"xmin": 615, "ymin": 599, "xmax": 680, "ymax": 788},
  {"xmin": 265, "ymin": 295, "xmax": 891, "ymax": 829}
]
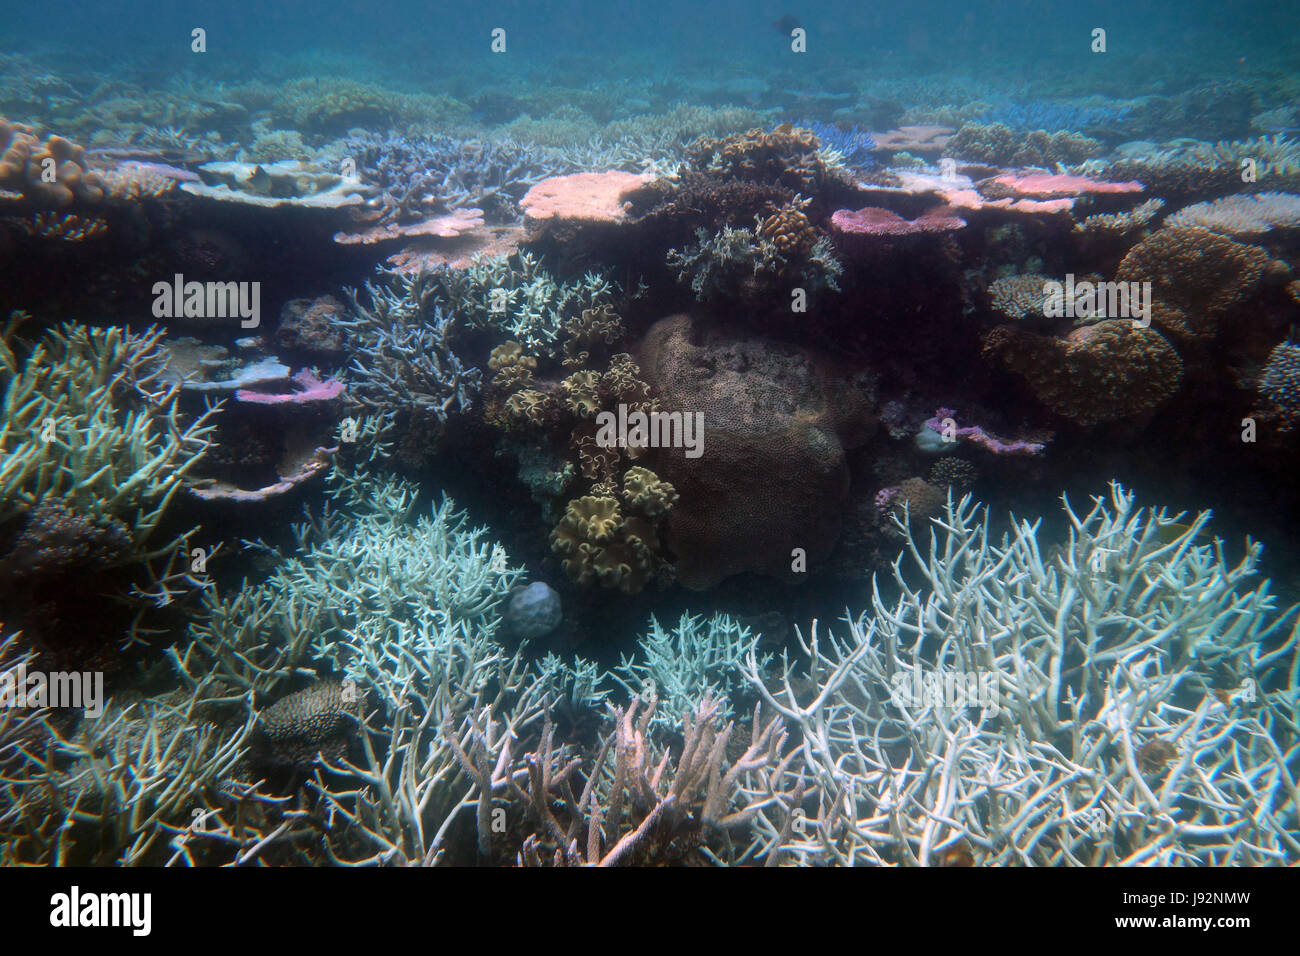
[
  {"xmin": 521, "ymin": 171, "xmax": 653, "ymax": 224},
  {"xmin": 984, "ymin": 172, "xmax": 1143, "ymax": 197},
  {"xmin": 831, "ymin": 205, "xmax": 967, "ymax": 237},
  {"xmin": 236, "ymin": 368, "xmax": 345, "ymax": 405}
]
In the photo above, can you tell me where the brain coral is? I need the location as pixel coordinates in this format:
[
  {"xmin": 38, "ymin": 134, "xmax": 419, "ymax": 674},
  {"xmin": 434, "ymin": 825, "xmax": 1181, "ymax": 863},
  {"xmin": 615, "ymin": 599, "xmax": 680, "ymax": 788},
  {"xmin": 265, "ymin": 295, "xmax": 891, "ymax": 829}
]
[
  {"xmin": 635, "ymin": 314, "xmax": 874, "ymax": 589},
  {"xmin": 983, "ymin": 320, "xmax": 1183, "ymax": 426}
]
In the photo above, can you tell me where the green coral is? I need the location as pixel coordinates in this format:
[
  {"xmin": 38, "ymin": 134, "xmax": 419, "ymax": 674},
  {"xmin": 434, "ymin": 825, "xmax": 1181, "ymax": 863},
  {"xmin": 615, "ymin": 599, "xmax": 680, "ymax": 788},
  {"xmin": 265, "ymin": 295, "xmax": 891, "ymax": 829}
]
[
  {"xmin": 431, "ymin": 252, "xmax": 619, "ymax": 357},
  {"xmin": 666, "ymin": 221, "xmax": 841, "ymax": 304}
]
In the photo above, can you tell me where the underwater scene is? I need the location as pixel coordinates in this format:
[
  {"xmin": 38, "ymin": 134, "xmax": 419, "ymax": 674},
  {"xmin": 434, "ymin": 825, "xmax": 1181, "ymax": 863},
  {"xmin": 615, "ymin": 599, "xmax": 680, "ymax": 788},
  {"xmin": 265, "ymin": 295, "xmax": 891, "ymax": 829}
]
[{"xmin": 1, "ymin": 0, "xmax": 1299, "ymax": 871}]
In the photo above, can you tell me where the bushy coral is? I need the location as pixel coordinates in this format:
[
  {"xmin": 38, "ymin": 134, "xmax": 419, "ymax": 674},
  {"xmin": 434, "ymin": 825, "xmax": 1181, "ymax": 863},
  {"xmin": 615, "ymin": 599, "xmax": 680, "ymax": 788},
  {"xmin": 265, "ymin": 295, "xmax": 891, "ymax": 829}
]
[
  {"xmin": 430, "ymin": 251, "xmax": 619, "ymax": 357},
  {"xmin": 948, "ymin": 122, "xmax": 1104, "ymax": 167},
  {"xmin": 685, "ymin": 124, "xmax": 830, "ymax": 192},
  {"xmin": 666, "ymin": 220, "xmax": 841, "ymax": 305},
  {"xmin": 1115, "ymin": 226, "xmax": 1268, "ymax": 339},
  {"xmin": 1258, "ymin": 341, "xmax": 1300, "ymax": 432},
  {"xmin": 984, "ymin": 320, "xmax": 1183, "ymax": 426}
]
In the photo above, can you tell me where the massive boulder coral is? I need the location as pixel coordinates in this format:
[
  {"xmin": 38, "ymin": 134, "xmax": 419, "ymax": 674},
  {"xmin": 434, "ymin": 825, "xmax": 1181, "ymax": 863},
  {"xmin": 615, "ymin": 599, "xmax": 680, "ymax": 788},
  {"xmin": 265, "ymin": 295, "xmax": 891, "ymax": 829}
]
[
  {"xmin": 1115, "ymin": 226, "xmax": 1268, "ymax": 340},
  {"xmin": 635, "ymin": 314, "xmax": 874, "ymax": 589},
  {"xmin": 983, "ymin": 320, "xmax": 1183, "ymax": 426}
]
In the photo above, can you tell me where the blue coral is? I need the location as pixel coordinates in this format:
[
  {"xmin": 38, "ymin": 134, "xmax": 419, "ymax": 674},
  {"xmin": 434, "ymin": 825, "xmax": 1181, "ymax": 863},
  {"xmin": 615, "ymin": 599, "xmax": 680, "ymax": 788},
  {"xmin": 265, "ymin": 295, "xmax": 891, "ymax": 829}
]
[
  {"xmin": 976, "ymin": 99, "xmax": 1130, "ymax": 136},
  {"xmin": 795, "ymin": 120, "xmax": 876, "ymax": 169}
]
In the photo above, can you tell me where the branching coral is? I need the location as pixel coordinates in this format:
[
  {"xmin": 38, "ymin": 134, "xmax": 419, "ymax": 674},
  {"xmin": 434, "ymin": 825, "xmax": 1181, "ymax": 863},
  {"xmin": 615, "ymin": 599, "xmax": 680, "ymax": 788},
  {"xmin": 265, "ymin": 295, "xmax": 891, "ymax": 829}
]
[
  {"xmin": 340, "ymin": 270, "xmax": 482, "ymax": 460},
  {"xmin": 0, "ymin": 315, "xmax": 221, "ymax": 640},
  {"xmin": 513, "ymin": 694, "xmax": 798, "ymax": 866},
  {"xmin": 744, "ymin": 485, "xmax": 1300, "ymax": 865},
  {"xmin": 346, "ymin": 131, "xmax": 564, "ymax": 224},
  {"xmin": 613, "ymin": 613, "xmax": 762, "ymax": 731},
  {"xmin": 666, "ymin": 220, "xmax": 842, "ymax": 305},
  {"xmin": 430, "ymin": 251, "xmax": 619, "ymax": 357},
  {"xmin": 0, "ymin": 679, "xmax": 261, "ymax": 865}
]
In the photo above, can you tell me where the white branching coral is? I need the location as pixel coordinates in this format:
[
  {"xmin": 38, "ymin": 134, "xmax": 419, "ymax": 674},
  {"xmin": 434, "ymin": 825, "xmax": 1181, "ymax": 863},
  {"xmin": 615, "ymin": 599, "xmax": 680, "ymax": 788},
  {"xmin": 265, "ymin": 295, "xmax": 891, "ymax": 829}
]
[
  {"xmin": 614, "ymin": 612, "xmax": 765, "ymax": 730},
  {"xmin": 745, "ymin": 483, "xmax": 1300, "ymax": 865}
]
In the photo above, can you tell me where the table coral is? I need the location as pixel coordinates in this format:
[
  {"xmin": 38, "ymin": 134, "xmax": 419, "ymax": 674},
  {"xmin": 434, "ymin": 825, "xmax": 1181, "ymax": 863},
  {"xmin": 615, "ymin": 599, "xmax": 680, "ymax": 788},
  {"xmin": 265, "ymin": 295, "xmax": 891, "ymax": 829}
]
[
  {"xmin": 520, "ymin": 170, "xmax": 653, "ymax": 226},
  {"xmin": 1167, "ymin": 191, "xmax": 1300, "ymax": 235}
]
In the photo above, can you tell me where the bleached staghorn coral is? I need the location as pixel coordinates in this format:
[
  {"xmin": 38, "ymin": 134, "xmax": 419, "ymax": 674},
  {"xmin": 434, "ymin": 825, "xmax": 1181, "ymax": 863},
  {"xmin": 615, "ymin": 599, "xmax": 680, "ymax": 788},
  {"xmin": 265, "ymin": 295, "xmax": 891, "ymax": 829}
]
[
  {"xmin": 512, "ymin": 693, "xmax": 799, "ymax": 866},
  {"xmin": 613, "ymin": 612, "xmax": 765, "ymax": 731},
  {"xmin": 177, "ymin": 460, "xmax": 551, "ymax": 865},
  {"xmin": 0, "ymin": 676, "xmax": 266, "ymax": 866},
  {"xmin": 0, "ymin": 314, "xmax": 221, "ymax": 612},
  {"xmin": 0, "ymin": 314, "xmax": 219, "ymax": 538},
  {"xmin": 744, "ymin": 484, "xmax": 1300, "ymax": 866}
]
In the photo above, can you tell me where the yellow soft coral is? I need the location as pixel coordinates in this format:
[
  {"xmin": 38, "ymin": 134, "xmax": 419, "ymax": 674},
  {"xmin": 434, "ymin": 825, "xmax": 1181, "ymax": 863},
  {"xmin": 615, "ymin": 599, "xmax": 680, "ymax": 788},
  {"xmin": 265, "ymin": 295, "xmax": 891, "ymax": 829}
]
[
  {"xmin": 561, "ymin": 369, "xmax": 602, "ymax": 417},
  {"xmin": 489, "ymin": 340, "xmax": 537, "ymax": 391},
  {"xmin": 621, "ymin": 466, "xmax": 678, "ymax": 519},
  {"xmin": 550, "ymin": 496, "xmax": 665, "ymax": 593}
]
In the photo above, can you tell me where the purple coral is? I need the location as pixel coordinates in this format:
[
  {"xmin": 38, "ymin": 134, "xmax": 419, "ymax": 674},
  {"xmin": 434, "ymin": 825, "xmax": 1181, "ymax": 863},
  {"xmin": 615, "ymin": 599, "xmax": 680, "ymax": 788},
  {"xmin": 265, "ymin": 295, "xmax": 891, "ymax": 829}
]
[{"xmin": 924, "ymin": 408, "xmax": 1046, "ymax": 456}]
